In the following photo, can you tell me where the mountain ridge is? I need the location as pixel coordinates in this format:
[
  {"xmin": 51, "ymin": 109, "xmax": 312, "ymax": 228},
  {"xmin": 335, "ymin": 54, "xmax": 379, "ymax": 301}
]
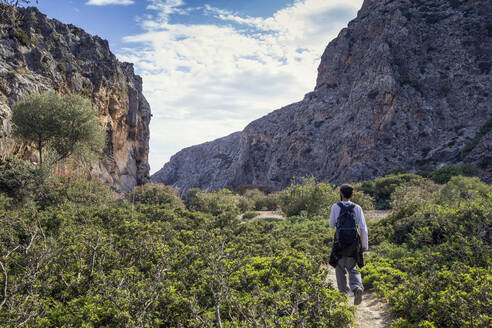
[{"xmin": 153, "ymin": 0, "xmax": 491, "ymax": 191}]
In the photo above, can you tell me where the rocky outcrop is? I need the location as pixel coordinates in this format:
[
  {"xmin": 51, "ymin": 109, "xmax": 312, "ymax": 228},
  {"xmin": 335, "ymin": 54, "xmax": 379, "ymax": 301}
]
[
  {"xmin": 152, "ymin": 132, "xmax": 242, "ymax": 191},
  {"xmin": 153, "ymin": 0, "xmax": 492, "ymax": 191},
  {"xmin": 0, "ymin": 5, "xmax": 151, "ymax": 192}
]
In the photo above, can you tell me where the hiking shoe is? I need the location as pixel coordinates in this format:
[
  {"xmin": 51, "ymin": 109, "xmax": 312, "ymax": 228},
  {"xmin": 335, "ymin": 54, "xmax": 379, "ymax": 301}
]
[{"xmin": 353, "ymin": 288, "xmax": 363, "ymax": 305}]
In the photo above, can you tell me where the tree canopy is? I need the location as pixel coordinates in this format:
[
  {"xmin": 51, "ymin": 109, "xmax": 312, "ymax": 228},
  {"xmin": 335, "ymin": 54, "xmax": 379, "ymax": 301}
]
[{"xmin": 11, "ymin": 91, "xmax": 105, "ymax": 167}]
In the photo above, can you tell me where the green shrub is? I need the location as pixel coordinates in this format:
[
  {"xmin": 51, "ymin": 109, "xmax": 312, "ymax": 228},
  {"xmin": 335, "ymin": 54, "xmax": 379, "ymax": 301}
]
[
  {"xmin": 243, "ymin": 188, "xmax": 279, "ymax": 211},
  {"xmin": 364, "ymin": 173, "xmax": 491, "ymax": 327},
  {"xmin": 14, "ymin": 29, "xmax": 29, "ymax": 46},
  {"xmin": 35, "ymin": 174, "xmax": 115, "ymax": 208},
  {"xmin": 357, "ymin": 174, "xmax": 424, "ymax": 209},
  {"xmin": 428, "ymin": 163, "xmax": 480, "ymax": 184},
  {"xmin": 237, "ymin": 194, "xmax": 254, "ymax": 212},
  {"xmin": 390, "ymin": 179, "xmax": 440, "ymax": 211},
  {"xmin": 0, "ymin": 157, "xmax": 37, "ymax": 203},
  {"xmin": 434, "ymin": 175, "xmax": 491, "ymax": 206},
  {"xmin": 185, "ymin": 188, "xmax": 244, "ymax": 216},
  {"xmin": 388, "ymin": 265, "xmax": 491, "ymax": 328},
  {"xmin": 0, "ymin": 183, "xmax": 352, "ymax": 326},
  {"xmin": 126, "ymin": 183, "xmax": 184, "ymax": 208},
  {"xmin": 0, "ymin": 193, "xmax": 13, "ymax": 211},
  {"xmin": 279, "ymin": 177, "xmax": 338, "ymax": 217}
]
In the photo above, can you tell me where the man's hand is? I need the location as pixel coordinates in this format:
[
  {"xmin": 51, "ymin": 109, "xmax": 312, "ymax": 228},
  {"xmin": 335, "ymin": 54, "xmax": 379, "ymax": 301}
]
[{"xmin": 362, "ymin": 247, "xmax": 368, "ymax": 252}]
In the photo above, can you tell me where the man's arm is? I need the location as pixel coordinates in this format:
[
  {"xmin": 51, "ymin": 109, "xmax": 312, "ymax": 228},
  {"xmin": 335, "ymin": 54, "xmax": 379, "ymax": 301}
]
[
  {"xmin": 357, "ymin": 206, "xmax": 369, "ymax": 251},
  {"xmin": 329, "ymin": 204, "xmax": 337, "ymax": 228}
]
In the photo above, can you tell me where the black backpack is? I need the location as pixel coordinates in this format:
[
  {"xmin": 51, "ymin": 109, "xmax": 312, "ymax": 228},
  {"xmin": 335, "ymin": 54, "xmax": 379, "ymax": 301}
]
[{"xmin": 334, "ymin": 202, "xmax": 359, "ymax": 257}]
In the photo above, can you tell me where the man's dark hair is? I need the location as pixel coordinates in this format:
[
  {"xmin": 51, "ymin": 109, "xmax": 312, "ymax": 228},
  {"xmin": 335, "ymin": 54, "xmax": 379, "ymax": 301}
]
[{"xmin": 340, "ymin": 184, "xmax": 354, "ymax": 199}]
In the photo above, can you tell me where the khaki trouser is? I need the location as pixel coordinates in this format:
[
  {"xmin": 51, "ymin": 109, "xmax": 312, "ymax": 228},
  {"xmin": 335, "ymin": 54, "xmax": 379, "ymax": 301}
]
[{"xmin": 335, "ymin": 256, "xmax": 363, "ymax": 293}]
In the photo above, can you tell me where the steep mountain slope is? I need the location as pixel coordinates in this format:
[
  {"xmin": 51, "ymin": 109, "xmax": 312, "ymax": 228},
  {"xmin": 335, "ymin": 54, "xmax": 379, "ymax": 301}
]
[
  {"xmin": 0, "ymin": 6, "xmax": 151, "ymax": 192},
  {"xmin": 153, "ymin": 0, "xmax": 491, "ymax": 191}
]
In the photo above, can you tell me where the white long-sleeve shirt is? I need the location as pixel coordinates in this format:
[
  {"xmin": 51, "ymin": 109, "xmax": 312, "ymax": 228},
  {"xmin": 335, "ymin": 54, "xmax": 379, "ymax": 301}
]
[{"xmin": 329, "ymin": 201, "xmax": 369, "ymax": 250}]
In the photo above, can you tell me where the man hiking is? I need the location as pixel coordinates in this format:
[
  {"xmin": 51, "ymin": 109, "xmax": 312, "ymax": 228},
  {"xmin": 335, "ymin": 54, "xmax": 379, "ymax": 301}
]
[{"xmin": 329, "ymin": 183, "xmax": 368, "ymax": 305}]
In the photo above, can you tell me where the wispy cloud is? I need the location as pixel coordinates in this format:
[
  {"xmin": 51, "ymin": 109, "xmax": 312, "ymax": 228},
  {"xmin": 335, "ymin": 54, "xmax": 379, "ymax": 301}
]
[
  {"xmin": 118, "ymin": 0, "xmax": 363, "ymax": 172},
  {"xmin": 86, "ymin": 0, "xmax": 134, "ymax": 6}
]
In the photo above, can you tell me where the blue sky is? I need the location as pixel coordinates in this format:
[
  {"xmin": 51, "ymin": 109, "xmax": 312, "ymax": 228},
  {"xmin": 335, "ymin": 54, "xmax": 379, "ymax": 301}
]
[{"xmin": 30, "ymin": 0, "xmax": 364, "ymax": 173}]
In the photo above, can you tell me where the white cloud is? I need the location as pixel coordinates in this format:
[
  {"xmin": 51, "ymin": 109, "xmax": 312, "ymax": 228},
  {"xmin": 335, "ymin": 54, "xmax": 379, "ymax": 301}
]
[
  {"xmin": 118, "ymin": 0, "xmax": 364, "ymax": 173},
  {"xmin": 86, "ymin": 0, "xmax": 134, "ymax": 6}
]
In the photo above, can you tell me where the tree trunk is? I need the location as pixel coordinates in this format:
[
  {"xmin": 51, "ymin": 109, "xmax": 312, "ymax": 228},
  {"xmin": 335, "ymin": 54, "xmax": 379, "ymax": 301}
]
[{"xmin": 38, "ymin": 136, "xmax": 42, "ymax": 167}]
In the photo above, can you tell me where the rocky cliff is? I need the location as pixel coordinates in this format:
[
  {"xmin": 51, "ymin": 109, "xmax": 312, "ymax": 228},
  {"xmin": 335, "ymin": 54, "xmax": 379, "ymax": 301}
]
[
  {"xmin": 152, "ymin": 0, "xmax": 492, "ymax": 191},
  {"xmin": 0, "ymin": 5, "xmax": 151, "ymax": 193}
]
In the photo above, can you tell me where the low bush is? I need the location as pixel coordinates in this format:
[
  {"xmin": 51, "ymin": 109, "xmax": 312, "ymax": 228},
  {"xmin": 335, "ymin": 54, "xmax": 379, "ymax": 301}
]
[
  {"xmin": 243, "ymin": 188, "xmax": 279, "ymax": 211},
  {"xmin": 0, "ymin": 157, "xmax": 37, "ymax": 203},
  {"xmin": 185, "ymin": 188, "xmax": 248, "ymax": 216},
  {"xmin": 14, "ymin": 29, "xmax": 29, "ymax": 46},
  {"xmin": 357, "ymin": 174, "xmax": 424, "ymax": 209},
  {"xmin": 428, "ymin": 163, "xmax": 480, "ymax": 184},
  {"xmin": 434, "ymin": 175, "xmax": 490, "ymax": 206},
  {"xmin": 0, "ymin": 193, "xmax": 13, "ymax": 211},
  {"xmin": 390, "ymin": 179, "xmax": 440, "ymax": 212},
  {"xmin": 279, "ymin": 177, "xmax": 338, "ymax": 217},
  {"xmin": 126, "ymin": 182, "xmax": 184, "ymax": 209},
  {"xmin": 35, "ymin": 174, "xmax": 115, "ymax": 208}
]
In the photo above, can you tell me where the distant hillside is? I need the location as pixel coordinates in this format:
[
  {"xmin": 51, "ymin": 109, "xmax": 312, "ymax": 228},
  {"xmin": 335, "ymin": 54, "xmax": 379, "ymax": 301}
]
[
  {"xmin": 152, "ymin": 0, "xmax": 491, "ymax": 192},
  {"xmin": 0, "ymin": 5, "xmax": 151, "ymax": 192}
]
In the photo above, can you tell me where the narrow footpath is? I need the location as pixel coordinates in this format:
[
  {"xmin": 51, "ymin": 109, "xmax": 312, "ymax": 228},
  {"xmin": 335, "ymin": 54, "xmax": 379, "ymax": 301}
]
[{"xmin": 325, "ymin": 268, "xmax": 392, "ymax": 328}]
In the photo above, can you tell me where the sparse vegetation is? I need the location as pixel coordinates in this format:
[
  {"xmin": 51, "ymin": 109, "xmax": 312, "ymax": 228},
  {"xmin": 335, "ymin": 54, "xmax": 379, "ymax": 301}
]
[
  {"xmin": 14, "ymin": 29, "xmax": 29, "ymax": 46},
  {"xmin": 461, "ymin": 117, "xmax": 492, "ymax": 158},
  {"xmin": 56, "ymin": 62, "xmax": 67, "ymax": 72},
  {"xmin": 6, "ymin": 71, "xmax": 16, "ymax": 80}
]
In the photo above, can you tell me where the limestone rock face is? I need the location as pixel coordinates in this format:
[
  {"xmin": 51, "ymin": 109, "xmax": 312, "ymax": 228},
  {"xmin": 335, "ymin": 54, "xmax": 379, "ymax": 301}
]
[
  {"xmin": 152, "ymin": 0, "xmax": 492, "ymax": 191},
  {"xmin": 0, "ymin": 6, "xmax": 151, "ymax": 192},
  {"xmin": 152, "ymin": 132, "xmax": 242, "ymax": 191}
]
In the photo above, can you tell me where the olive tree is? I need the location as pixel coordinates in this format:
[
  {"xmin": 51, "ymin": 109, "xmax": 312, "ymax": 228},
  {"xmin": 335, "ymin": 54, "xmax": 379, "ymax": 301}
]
[{"xmin": 11, "ymin": 91, "xmax": 105, "ymax": 167}]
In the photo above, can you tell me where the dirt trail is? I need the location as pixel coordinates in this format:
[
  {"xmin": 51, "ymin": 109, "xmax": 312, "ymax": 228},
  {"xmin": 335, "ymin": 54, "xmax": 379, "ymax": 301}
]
[{"xmin": 325, "ymin": 268, "xmax": 392, "ymax": 328}]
